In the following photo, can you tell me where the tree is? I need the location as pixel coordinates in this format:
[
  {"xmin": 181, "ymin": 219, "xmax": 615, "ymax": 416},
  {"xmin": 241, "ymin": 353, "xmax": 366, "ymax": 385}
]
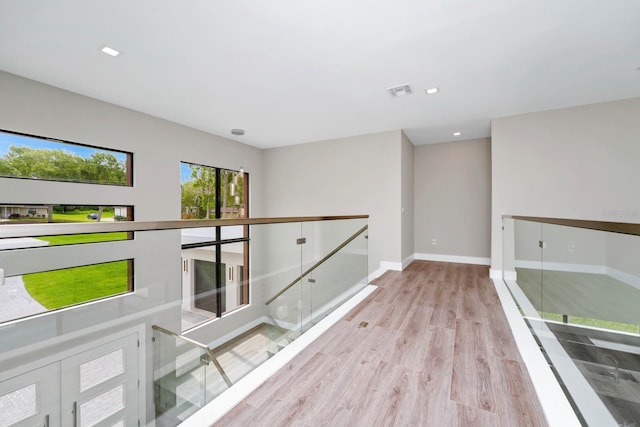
[
  {"xmin": 189, "ymin": 165, "xmax": 216, "ymax": 219},
  {"xmin": 0, "ymin": 145, "xmax": 126, "ymax": 185},
  {"xmin": 181, "ymin": 181, "xmax": 198, "ymax": 218}
]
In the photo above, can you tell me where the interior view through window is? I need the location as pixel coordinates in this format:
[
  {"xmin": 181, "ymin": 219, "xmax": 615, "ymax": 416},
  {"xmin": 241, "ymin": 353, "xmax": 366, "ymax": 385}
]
[{"xmin": 180, "ymin": 162, "xmax": 249, "ymax": 331}]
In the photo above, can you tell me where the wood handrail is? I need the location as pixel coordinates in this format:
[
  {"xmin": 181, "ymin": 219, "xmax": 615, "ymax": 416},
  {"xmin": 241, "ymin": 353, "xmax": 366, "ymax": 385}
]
[
  {"xmin": 0, "ymin": 215, "xmax": 369, "ymax": 238},
  {"xmin": 503, "ymin": 215, "xmax": 640, "ymax": 236},
  {"xmin": 264, "ymin": 224, "xmax": 368, "ymax": 306}
]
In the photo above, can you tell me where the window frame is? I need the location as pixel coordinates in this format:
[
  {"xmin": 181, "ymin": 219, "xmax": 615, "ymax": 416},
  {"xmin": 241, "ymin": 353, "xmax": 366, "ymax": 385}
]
[{"xmin": 180, "ymin": 162, "xmax": 250, "ymax": 326}]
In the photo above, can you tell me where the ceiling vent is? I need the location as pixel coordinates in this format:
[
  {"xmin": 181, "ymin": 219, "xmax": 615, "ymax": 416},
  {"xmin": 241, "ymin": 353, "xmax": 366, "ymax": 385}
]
[{"xmin": 387, "ymin": 84, "xmax": 413, "ymax": 97}]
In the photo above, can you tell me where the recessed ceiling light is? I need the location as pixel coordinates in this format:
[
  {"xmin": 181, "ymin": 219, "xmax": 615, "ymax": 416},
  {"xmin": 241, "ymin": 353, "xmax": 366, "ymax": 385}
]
[
  {"xmin": 387, "ymin": 84, "xmax": 413, "ymax": 97},
  {"xmin": 453, "ymin": 132, "xmax": 461, "ymax": 136},
  {"xmin": 425, "ymin": 87, "xmax": 439, "ymax": 95},
  {"xmin": 231, "ymin": 129, "xmax": 245, "ymax": 136},
  {"xmin": 100, "ymin": 46, "xmax": 121, "ymax": 57}
]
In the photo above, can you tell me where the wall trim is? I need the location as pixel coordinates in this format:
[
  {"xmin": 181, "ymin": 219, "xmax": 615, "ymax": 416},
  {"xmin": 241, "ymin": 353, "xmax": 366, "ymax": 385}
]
[
  {"xmin": 489, "ymin": 268, "xmax": 516, "ymax": 280},
  {"xmin": 379, "ymin": 260, "xmax": 403, "ymax": 272},
  {"xmin": 515, "ymin": 260, "xmax": 606, "ymax": 274},
  {"xmin": 401, "ymin": 254, "xmax": 415, "ymax": 270},
  {"xmin": 607, "ymin": 267, "xmax": 640, "ymax": 291},
  {"xmin": 414, "ymin": 253, "xmax": 490, "ymax": 266},
  {"xmin": 368, "ymin": 267, "xmax": 386, "ymax": 282},
  {"xmin": 513, "ymin": 261, "xmax": 640, "ymax": 291}
]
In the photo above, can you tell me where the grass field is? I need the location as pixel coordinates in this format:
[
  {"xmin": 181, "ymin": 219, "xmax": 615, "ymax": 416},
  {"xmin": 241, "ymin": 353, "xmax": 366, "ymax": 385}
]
[
  {"xmin": 38, "ymin": 232, "xmax": 127, "ymax": 246},
  {"xmin": 34, "ymin": 210, "xmax": 126, "ymax": 245},
  {"xmin": 16, "ymin": 210, "xmax": 131, "ymax": 310},
  {"xmin": 23, "ymin": 261, "xmax": 129, "ymax": 310},
  {"xmin": 540, "ymin": 311, "xmax": 639, "ymax": 334},
  {"xmin": 52, "ymin": 210, "xmax": 114, "ymax": 222}
]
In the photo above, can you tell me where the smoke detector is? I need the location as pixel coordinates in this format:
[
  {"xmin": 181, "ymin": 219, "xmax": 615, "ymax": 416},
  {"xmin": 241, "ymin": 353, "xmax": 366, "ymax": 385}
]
[{"xmin": 387, "ymin": 84, "xmax": 413, "ymax": 97}]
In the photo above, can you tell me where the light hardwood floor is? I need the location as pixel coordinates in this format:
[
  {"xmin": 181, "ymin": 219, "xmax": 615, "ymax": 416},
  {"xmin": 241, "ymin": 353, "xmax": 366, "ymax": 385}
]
[{"xmin": 214, "ymin": 261, "xmax": 548, "ymax": 426}]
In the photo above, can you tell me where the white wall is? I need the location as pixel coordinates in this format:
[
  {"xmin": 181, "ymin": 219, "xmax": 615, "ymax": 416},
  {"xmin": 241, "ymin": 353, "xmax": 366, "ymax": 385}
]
[
  {"xmin": 514, "ymin": 221, "xmax": 607, "ymax": 267},
  {"xmin": 606, "ymin": 232, "xmax": 640, "ymax": 280},
  {"xmin": 491, "ymin": 97, "xmax": 640, "ymax": 273},
  {"xmin": 414, "ymin": 138, "xmax": 491, "ymax": 259},
  {"xmin": 263, "ymin": 130, "xmax": 403, "ymax": 273},
  {"xmin": 401, "ymin": 132, "xmax": 415, "ymax": 263}
]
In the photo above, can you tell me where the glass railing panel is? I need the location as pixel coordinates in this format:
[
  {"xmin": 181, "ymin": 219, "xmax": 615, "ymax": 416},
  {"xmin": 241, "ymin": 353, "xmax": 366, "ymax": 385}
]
[
  {"xmin": 152, "ymin": 326, "xmax": 228, "ymax": 426},
  {"xmin": 301, "ymin": 218, "xmax": 368, "ymax": 329},
  {"xmin": 0, "ymin": 215, "xmax": 368, "ymax": 427},
  {"xmin": 512, "ymin": 219, "xmax": 543, "ymax": 320},
  {"xmin": 255, "ymin": 221, "xmax": 304, "ymax": 337},
  {"xmin": 504, "ymin": 216, "xmax": 640, "ymax": 426},
  {"xmin": 541, "ymin": 223, "xmax": 640, "ymax": 332}
]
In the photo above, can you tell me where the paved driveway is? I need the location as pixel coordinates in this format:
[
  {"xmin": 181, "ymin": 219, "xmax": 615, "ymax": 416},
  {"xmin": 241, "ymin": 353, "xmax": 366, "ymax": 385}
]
[{"xmin": 0, "ymin": 275, "xmax": 47, "ymax": 323}]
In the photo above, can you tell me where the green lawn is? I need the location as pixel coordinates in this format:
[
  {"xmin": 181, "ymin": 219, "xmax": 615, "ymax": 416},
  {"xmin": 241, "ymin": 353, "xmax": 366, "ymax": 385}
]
[
  {"xmin": 52, "ymin": 210, "xmax": 114, "ymax": 222},
  {"xmin": 540, "ymin": 311, "xmax": 639, "ymax": 334},
  {"xmin": 23, "ymin": 261, "xmax": 129, "ymax": 310},
  {"xmin": 35, "ymin": 210, "xmax": 126, "ymax": 245},
  {"xmin": 18, "ymin": 210, "xmax": 131, "ymax": 309},
  {"xmin": 38, "ymin": 232, "xmax": 127, "ymax": 246}
]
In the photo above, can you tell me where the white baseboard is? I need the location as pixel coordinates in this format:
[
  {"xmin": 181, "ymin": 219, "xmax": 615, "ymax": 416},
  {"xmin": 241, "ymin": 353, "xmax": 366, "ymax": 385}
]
[
  {"xmin": 514, "ymin": 261, "xmax": 640, "ymax": 291},
  {"xmin": 401, "ymin": 254, "xmax": 415, "ymax": 270},
  {"xmin": 368, "ymin": 267, "xmax": 386, "ymax": 282},
  {"xmin": 605, "ymin": 267, "xmax": 640, "ymax": 291},
  {"xmin": 368, "ymin": 261, "xmax": 402, "ymax": 283},
  {"xmin": 515, "ymin": 260, "xmax": 606, "ymax": 274},
  {"xmin": 379, "ymin": 261, "xmax": 403, "ymax": 271},
  {"xmin": 414, "ymin": 253, "xmax": 490, "ymax": 266},
  {"xmin": 373, "ymin": 255, "xmax": 489, "ymax": 282},
  {"xmin": 489, "ymin": 269, "xmax": 517, "ymax": 280}
]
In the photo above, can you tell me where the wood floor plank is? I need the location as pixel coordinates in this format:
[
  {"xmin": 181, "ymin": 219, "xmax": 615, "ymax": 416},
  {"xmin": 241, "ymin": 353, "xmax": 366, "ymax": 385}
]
[
  {"xmin": 428, "ymin": 282, "xmax": 459, "ymax": 329},
  {"xmin": 211, "ymin": 261, "xmax": 548, "ymax": 427},
  {"xmin": 452, "ymin": 402, "xmax": 500, "ymax": 427},
  {"xmin": 450, "ymin": 319, "xmax": 495, "ymax": 412},
  {"xmin": 212, "ymin": 401, "xmax": 258, "ymax": 427},
  {"xmin": 490, "ymin": 357, "xmax": 547, "ymax": 427},
  {"xmin": 484, "ymin": 299, "xmax": 522, "ymax": 360}
]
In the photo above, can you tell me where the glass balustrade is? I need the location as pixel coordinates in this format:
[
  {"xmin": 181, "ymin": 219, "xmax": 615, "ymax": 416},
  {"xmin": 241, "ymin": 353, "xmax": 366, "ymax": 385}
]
[
  {"xmin": 0, "ymin": 215, "xmax": 368, "ymax": 427},
  {"xmin": 503, "ymin": 216, "xmax": 640, "ymax": 427}
]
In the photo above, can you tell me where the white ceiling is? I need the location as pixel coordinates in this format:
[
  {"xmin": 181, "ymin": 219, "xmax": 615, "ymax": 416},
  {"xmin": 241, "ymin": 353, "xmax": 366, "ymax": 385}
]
[{"xmin": 0, "ymin": 1, "xmax": 639, "ymax": 148}]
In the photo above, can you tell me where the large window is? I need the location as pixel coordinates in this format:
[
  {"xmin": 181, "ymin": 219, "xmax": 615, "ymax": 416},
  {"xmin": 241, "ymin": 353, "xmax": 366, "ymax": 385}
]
[
  {"xmin": 0, "ymin": 129, "xmax": 132, "ymax": 186},
  {"xmin": 0, "ymin": 204, "xmax": 133, "ymax": 323},
  {"xmin": 0, "ymin": 204, "xmax": 134, "ymax": 324},
  {"xmin": 180, "ymin": 162, "xmax": 249, "ymax": 331},
  {"xmin": 180, "ymin": 162, "xmax": 246, "ymax": 219},
  {"xmin": 0, "ymin": 128, "xmax": 134, "ymax": 324},
  {"xmin": 0, "ymin": 204, "xmax": 133, "ymax": 247}
]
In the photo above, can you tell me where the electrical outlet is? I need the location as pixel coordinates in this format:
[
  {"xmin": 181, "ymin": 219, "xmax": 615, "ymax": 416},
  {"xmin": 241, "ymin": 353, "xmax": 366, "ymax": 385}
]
[
  {"xmin": 431, "ymin": 238, "xmax": 437, "ymax": 246},
  {"xmin": 569, "ymin": 243, "xmax": 576, "ymax": 252}
]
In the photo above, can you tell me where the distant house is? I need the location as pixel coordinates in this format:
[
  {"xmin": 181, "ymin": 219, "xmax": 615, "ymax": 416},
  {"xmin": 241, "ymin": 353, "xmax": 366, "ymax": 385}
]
[
  {"xmin": 114, "ymin": 206, "xmax": 129, "ymax": 219},
  {"xmin": 0, "ymin": 204, "xmax": 50, "ymax": 219}
]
